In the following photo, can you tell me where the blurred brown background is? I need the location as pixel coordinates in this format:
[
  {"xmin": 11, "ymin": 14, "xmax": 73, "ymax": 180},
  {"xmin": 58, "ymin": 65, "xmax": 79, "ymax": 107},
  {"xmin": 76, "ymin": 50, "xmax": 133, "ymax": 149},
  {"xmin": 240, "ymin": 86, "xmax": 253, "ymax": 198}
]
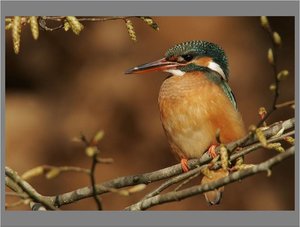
[{"xmin": 5, "ymin": 16, "xmax": 295, "ymax": 210}]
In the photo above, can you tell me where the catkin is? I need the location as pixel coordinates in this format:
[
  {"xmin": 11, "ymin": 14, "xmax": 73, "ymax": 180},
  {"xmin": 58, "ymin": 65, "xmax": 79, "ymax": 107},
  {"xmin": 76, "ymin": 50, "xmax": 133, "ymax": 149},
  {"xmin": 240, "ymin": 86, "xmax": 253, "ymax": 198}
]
[
  {"xmin": 139, "ymin": 16, "xmax": 159, "ymax": 30},
  {"xmin": 12, "ymin": 16, "xmax": 21, "ymax": 54},
  {"xmin": 125, "ymin": 19, "xmax": 137, "ymax": 42},
  {"xmin": 66, "ymin": 16, "xmax": 84, "ymax": 35},
  {"xmin": 30, "ymin": 16, "xmax": 39, "ymax": 40}
]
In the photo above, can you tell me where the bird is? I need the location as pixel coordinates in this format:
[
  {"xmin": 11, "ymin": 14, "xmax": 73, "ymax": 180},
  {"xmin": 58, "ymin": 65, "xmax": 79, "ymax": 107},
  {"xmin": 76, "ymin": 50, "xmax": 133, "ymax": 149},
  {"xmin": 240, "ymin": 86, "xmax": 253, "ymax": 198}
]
[{"xmin": 125, "ymin": 40, "xmax": 246, "ymax": 205}]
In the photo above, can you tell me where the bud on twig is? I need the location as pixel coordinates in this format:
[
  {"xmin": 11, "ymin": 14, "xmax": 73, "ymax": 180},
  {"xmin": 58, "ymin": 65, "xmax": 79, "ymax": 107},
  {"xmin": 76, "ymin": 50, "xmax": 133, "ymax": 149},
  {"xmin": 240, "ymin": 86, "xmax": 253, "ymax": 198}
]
[
  {"xmin": 85, "ymin": 146, "xmax": 98, "ymax": 157},
  {"xmin": 127, "ymin": 184, "xmax": 147, "ymax": 194},
  {"xmin": 21, "ymin": 166, "xmax": 44, "ymax": 180},
  {"xmin": 258, "ymin": 107, "xmax": 267, "ymax": 119},
  {"xmin": 266, "ymin": 168, "xmax": 272, "ymax": 177},
  {"xmin": 269, "ymin": 83, "xmax": 276, "ymax": 92},
  {"xmin": 260, "ymin": 16, "xmax": 270, "ymax": 30},
  {"xmin": 113, "ymin": 184, "xmax": 146, "ymax": 196},
  {"xmin": 273, "ymin": 32, "xmax": 282, "ymax": 46},
  {"xmin": 91, "ymin": 131, "xmax": 104, "ymax": 145},
  {"xmin": 45, "ymin": 168, "xmax": 61, "ymax": 179},
  {"xmin": 267, "ymin": 48, "xmax": 274, "ymax": 65},
  {"xmin": 277, "ymin": 70, "xmax": 289, "ymax": 80},
  {"xmin": 258, "ymin": 107, "xmax": 267, "ymax": 127}
]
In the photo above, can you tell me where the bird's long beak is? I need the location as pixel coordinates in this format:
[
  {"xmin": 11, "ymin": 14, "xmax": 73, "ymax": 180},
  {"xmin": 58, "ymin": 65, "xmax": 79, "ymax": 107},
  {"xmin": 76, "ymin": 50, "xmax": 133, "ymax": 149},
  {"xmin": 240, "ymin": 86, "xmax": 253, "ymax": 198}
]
[{"xmin": 125, "ymin": 58, "xmax": 180, "ymax": 74}]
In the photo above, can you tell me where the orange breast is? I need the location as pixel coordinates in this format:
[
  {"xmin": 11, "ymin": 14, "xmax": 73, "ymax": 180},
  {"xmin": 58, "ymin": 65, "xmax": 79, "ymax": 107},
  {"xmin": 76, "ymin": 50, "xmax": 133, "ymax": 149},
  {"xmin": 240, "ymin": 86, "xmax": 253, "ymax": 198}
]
[{"xmin": 158, "ymin": 72, "xmax": 246, "ymax": 159}]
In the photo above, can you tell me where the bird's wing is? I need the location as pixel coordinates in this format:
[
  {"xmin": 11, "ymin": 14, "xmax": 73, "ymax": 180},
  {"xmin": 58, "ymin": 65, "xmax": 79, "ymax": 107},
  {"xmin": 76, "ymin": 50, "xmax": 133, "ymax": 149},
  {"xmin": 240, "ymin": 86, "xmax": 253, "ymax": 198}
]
[{"xmin": 220, "ymin": 81, "xmax": 238, "ymax": 110}]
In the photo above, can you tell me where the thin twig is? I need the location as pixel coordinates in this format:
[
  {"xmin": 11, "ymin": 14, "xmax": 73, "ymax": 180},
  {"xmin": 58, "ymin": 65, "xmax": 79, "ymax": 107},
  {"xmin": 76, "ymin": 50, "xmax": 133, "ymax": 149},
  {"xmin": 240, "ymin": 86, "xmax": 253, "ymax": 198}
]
[
  {"xmin": 174, "ymin": 172, "xmax": 201, "ymax": 191},
  {"xmin": 256, "ymin": 19, "xmax": 280, "ymax": 128},
  {"xmin": 77, "ymin": 16, "xmax": 133, "ymax": 22},
  {"xmin": 142, "ymin": 168, "xmax": 202, "ymax": 200},
  {"xmin": 5, "ymin": 191, "xmax": 28, "ymax": 198},
  {"xmin": 42, "ymin": 16, "xmax": 133, "ymax": 22},
  {"xmin": 81, "ymin": 132, "xmax": 104, "ymax": 210},
  {"xmin": 90, "ymin": 153, "xmax": 103, "ymax": 210},
  {"xmin": 38, "ymin": 16, "xmax": 141, "ymax": 32},
  {"xmin": 5, "ymin": 199, "xmax": 28, "ymax": 208},
  {"xmin": 275, "ymin": 100, "xmax": 295, "ymax": 109},
  {"xmin": 96, "ymin": 157, "xmax": 114, "ymax": 164}
]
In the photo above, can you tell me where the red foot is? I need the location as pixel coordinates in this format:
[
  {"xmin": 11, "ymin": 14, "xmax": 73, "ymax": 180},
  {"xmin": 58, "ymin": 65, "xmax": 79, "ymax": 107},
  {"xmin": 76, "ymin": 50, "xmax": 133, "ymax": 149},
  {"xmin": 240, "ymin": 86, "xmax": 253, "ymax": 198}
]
[
  {"xmin": 208, "ymin": 144, "xmax": 218, "ymax": 158},
  {"xmin": 180, "ymin": 158, "xmax": 189, "ymax": 172}
]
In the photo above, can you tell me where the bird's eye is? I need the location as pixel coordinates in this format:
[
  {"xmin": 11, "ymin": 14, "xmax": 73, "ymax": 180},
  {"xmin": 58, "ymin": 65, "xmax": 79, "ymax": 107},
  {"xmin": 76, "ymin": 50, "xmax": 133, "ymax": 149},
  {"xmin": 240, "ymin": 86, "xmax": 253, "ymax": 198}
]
[{"xmin": 179, "ymin": 54, "xmax": 194, "ymax": 62}]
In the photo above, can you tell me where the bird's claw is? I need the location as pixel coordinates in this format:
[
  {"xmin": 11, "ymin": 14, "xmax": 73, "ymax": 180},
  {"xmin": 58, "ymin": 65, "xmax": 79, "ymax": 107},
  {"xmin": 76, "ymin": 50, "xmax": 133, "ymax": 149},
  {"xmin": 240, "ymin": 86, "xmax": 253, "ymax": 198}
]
[
  {"xmin": 208, "ymin": 144, "xmax": 218, "ymax": 158},
  {"xmin": 180, "ymin": 158, "xmax": 189, "ymax": 172}
]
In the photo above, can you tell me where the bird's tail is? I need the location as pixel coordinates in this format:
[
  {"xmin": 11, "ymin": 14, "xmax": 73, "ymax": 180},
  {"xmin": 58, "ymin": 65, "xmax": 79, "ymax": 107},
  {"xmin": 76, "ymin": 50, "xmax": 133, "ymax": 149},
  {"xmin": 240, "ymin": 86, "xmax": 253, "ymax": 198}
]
[{"xmin": 201, "ymin": 168, "xmax": 229, "ymax": 205}]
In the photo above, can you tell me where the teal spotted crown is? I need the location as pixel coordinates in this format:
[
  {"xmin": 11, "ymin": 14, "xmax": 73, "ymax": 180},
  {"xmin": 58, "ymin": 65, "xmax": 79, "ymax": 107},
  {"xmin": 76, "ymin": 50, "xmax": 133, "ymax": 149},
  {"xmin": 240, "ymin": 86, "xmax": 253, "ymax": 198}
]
[{"xmin": 165, "ymin": 40, "xmax": 229, "ymax": 78}]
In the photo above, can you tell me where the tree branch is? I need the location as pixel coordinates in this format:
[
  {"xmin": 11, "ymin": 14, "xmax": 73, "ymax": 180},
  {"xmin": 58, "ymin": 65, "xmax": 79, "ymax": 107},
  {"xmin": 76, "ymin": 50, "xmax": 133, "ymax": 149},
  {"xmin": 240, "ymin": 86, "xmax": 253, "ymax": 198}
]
[
  {"xmin": 5, "ymin": 118, "xmax": 294, "ymax": 209},
  {"xmin": 128, "ymin": 129, "xmax": 294, "ymax": 206},
  {"xmin": 125, "ymin": 146, "xmax": 295, "ymax": 210},
  {"xmin": 50, "ymin": 118, "xmax": 294, "ymax": 207},
  {"xmin": 5, "ymin": 167, "xmax": 58, "ymax": 210}
]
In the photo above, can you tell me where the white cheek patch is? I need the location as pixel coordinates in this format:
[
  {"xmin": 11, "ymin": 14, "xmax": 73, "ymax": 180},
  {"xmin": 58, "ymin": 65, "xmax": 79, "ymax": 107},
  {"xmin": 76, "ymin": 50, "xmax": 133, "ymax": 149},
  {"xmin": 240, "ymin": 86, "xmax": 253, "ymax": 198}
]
[
  {"xmin": 207, "ymin": 61, "xmax": 227, "ymax": 81},
  {"xmin": 164, "ymin": 69, "xmax": 185, "ymax": 76}
]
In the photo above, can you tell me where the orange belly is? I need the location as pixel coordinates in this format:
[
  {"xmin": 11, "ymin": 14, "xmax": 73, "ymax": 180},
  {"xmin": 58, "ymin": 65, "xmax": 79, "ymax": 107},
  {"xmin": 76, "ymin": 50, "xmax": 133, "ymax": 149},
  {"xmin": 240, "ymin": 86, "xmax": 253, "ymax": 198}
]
[{"xmin": 158, "ymin": 72, "xmax": 246, "ymax": 159}]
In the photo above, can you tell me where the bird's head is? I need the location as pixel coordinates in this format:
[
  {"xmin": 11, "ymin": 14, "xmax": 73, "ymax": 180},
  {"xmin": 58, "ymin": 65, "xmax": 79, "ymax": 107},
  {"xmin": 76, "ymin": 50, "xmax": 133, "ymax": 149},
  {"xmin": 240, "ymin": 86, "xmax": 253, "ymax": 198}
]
[{"xmin": 125, "ymin": 40, "xmax": 229, "ymax": 81}]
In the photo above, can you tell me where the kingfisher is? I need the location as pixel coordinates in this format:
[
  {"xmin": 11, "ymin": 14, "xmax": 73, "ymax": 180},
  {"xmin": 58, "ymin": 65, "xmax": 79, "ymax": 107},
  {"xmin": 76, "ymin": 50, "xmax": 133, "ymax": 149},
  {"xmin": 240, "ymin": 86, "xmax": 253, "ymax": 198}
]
[{"xmin": 125, "ymin": 40, "xmax": 246, "ymax": 205}]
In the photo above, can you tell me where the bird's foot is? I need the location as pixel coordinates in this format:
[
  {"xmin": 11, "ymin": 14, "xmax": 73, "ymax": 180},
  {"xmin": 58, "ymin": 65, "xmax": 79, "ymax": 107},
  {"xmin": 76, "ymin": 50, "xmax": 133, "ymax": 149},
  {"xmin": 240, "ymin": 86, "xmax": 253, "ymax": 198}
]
[
  {"xmin": 208, "ymin": 144, "xmax": 218, "ymax": 159},
  {"xmin": 180, "ymin": 158, "xmax": 189, "ymax": 172}
]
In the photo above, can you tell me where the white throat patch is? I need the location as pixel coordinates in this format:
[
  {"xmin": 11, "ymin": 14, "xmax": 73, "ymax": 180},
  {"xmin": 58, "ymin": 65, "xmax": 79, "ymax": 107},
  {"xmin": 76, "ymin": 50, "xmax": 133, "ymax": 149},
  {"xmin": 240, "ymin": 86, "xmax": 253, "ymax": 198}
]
[
  {"xmin": 164, "ymin": 69, "xmax": 185, "ymax": 76},
  {"xmin": 207, "ymin": 61, "xmax": 227, "ymax": 81}
]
